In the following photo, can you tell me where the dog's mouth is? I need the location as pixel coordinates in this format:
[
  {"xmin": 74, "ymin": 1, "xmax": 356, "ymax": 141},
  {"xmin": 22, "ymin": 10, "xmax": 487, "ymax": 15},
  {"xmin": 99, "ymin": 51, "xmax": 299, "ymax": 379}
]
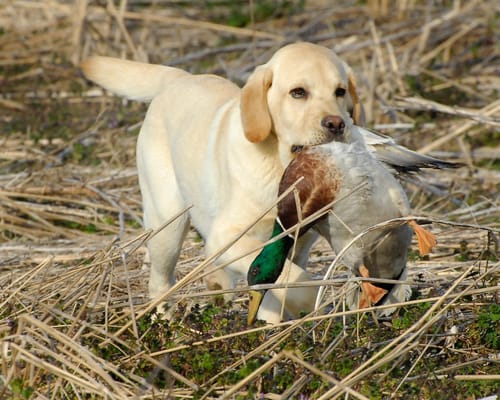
[{"xmin": 290, "ymin": 126, "xmax": 352, "ymax": 153}]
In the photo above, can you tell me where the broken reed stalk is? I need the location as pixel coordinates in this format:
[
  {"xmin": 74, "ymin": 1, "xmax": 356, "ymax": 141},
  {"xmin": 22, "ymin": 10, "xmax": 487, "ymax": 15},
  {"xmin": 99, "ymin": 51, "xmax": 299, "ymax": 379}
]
[
  {"xmin": 394, "ymin": 96, "xmax": 500, "ymax": 127},
  {"xmin": 418, "ymin": 100, "xmax": 500, "ymax": 154}
]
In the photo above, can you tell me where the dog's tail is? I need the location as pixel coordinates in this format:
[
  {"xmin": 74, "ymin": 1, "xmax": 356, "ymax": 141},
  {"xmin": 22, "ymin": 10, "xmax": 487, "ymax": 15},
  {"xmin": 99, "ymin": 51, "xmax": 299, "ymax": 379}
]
[{"xmin": 80, "ymin": 56, "xmax": 187, "ymax": 101}]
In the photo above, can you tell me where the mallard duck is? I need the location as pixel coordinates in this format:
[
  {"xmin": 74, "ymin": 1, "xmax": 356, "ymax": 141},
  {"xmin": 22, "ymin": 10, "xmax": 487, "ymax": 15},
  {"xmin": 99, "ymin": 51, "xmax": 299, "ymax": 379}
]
[{"xmin": 248, "ymin": 126, "xmax": 444, "ymax": 324}]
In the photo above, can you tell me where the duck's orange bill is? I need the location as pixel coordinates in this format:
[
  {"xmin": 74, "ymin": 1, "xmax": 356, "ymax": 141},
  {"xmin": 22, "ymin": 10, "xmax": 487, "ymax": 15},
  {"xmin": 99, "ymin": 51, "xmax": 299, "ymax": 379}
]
[
  {"xmin": 408, "ymin": 220, "xmax": 437, "ymax": 256},
  {"xmin": 359, "ymin": 265, "xmax": 388, "ymax": 308}
]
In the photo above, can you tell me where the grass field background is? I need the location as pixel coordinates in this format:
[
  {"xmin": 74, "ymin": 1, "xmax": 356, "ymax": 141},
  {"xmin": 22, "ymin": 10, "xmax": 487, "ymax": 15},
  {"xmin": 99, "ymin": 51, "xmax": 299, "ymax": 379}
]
[{"xmin": 1, "ymin": 1, "xmax": 498, "ymax": 398}]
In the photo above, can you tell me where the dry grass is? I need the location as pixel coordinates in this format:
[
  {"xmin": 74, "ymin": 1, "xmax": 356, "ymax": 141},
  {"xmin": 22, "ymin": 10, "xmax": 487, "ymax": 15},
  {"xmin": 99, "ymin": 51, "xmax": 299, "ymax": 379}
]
[{"xmin": 1, "ymin": 0, "xmax": 499, "ymax": 399}]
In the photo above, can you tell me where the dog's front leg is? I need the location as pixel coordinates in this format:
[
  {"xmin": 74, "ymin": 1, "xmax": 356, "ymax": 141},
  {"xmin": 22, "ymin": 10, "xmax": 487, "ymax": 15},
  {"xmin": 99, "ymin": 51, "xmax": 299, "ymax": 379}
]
[
  {"xmin": 259, "ymin": 260, "xmax": 317, "ymax": 323},
  {"xmin": 205, "ymin": 232, "xmax": 317, "ymax": 324}
]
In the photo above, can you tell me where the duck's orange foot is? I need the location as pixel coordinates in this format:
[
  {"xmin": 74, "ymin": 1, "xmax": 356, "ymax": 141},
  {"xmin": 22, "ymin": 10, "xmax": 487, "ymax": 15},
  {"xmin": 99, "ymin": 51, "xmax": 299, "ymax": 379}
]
[
  {"xmin": 359, "ymin": 265, "xmax": 388, "ymax": 308},
  {"xmin": 408, "ymin": 220, "xmax": 437, "ymax": 256}
]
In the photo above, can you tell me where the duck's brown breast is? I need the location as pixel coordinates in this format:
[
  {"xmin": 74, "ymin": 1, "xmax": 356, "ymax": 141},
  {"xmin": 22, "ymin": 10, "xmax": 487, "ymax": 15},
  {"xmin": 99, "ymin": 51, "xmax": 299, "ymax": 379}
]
[{"xmin": 278, "ymin": 149, "xmax": 341, "ymax": 231}]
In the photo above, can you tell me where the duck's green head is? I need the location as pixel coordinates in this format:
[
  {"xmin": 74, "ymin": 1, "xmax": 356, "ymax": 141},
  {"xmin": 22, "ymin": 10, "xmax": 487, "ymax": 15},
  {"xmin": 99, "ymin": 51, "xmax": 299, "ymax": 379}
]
[{"xmin": 247, "ymin": 221, "xmax": 294, "ymax": 325}]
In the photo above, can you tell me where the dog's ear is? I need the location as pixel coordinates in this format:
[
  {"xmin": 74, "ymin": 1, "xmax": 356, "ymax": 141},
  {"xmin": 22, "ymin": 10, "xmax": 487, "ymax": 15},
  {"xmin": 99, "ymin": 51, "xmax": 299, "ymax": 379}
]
[
  {"xmin": 347, "ymin": 71, "xmax": 366, "ymax": 126},
  {"xmin": 240, "ymin": 66, "xmax": 273, "ymax": 143}
]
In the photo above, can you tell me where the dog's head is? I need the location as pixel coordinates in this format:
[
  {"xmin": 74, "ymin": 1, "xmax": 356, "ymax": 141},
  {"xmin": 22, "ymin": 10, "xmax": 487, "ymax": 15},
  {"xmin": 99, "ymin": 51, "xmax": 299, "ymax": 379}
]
[{"xmin": 240, "ymin": 42, "xmax": 364, "ymax": 161}]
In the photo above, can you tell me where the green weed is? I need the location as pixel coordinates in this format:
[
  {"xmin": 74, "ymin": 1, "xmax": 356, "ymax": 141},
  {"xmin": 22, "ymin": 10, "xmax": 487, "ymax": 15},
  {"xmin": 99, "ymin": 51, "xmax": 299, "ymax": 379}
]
[{"xmin": 9, "ymin": 378, "xmax": 34, "ymax": 400}]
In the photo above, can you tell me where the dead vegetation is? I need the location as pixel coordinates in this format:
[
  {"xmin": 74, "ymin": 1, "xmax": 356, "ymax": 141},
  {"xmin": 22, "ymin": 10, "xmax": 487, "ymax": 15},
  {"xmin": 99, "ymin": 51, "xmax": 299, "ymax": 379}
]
[{"xmin": 0, "ymin": 0, "xmax": 499, "ymax": 399}]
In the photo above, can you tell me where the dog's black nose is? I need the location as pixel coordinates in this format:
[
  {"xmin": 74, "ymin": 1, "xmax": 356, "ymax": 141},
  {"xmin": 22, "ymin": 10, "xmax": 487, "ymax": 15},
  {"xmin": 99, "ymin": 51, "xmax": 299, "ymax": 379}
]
[{"xmin": 321, "ymin": 115, "xmax": 345, "ymax": 135}]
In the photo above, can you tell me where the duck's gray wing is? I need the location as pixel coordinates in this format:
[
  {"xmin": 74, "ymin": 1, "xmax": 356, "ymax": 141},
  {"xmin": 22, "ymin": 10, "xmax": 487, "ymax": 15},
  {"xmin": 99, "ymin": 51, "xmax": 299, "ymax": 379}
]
[{"xmin": 357, "ymin": 126, "xmax": 461, "ymax": 173}]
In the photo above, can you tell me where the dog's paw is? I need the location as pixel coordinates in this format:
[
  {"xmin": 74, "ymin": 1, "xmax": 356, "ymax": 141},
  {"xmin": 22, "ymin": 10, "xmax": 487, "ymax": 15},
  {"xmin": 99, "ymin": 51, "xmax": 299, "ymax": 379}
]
[{"xmin": 150, "ymin": 302, "xmax": 175, "ymax": 321}]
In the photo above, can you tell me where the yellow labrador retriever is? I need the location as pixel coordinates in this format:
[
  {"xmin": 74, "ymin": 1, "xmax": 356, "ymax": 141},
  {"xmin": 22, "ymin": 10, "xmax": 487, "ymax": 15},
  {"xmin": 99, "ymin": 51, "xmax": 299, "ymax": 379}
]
[{"xmin": 81, "ymin": 42, "xmax": 364, "ymax": 322}]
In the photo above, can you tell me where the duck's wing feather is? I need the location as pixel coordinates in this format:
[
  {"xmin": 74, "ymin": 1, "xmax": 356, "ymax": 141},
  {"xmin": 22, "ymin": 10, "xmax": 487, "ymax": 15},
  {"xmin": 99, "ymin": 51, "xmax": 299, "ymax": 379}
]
[{"xmin": 357, "ymin": 126, "xmax": 461, "ymax": 173}]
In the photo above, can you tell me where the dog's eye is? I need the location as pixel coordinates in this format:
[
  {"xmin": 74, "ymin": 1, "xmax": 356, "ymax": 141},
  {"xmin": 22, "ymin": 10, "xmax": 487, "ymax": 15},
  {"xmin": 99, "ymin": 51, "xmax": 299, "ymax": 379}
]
[
  {"xmin": 335, "ymin": 87, "xmax": 346, "ymax": 97},
  {"xmin": 290, "ymin": 87, "xmax": 307, "ymax": 99}
]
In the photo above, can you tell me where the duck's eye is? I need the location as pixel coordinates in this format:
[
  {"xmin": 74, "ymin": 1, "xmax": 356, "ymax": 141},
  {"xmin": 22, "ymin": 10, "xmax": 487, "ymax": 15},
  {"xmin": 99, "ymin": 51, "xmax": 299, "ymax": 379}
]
[
  {"xmin": 290, "ymin": 87, "xmax": 307, "ymax": 99},
  {"xmin": 291, "ymin": 144, "xmax": 304, "ymax": 153},
  {"xmin": 335, "ymin": 87, "xmax": 346, "ymax": 97}
]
